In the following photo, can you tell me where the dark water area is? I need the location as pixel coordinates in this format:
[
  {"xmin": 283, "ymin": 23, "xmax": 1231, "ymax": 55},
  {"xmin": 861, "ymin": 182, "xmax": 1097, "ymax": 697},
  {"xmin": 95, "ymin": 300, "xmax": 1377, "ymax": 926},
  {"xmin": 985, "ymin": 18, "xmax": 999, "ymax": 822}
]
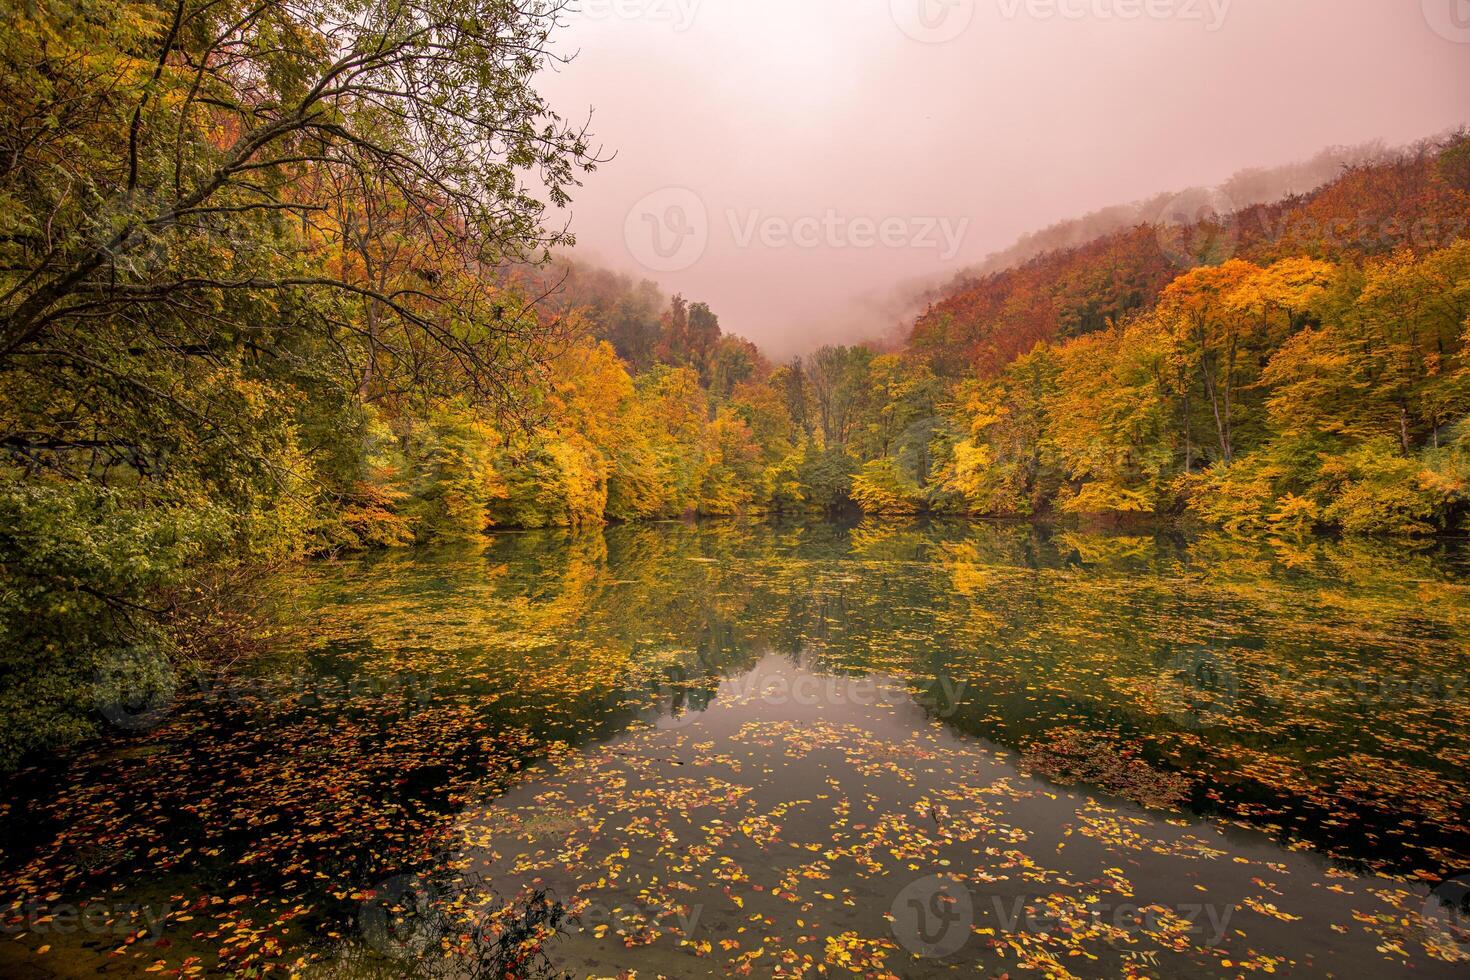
[{"xmin": 1, "ymin": 518, "xmax": 1468, "ymax": 977}]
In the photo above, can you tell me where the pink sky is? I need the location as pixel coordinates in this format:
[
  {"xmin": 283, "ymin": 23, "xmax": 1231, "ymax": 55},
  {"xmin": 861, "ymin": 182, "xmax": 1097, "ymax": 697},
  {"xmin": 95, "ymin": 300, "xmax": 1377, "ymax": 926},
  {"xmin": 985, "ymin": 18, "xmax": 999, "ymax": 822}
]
[{"xmin": 537, "ymin": 0, "xmax": 1470, "ymax": 359}]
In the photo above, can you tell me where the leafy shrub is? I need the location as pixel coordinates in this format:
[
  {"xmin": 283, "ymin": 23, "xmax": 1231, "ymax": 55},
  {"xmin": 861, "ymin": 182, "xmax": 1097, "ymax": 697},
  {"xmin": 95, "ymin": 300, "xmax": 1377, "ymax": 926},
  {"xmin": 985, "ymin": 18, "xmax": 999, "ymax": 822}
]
[
  {"xmin": 1319, "ymin": 439, "xmax": 1462, "ymax": 536},
  {"xmin": 850, "ymin": 458, "xmax": 925, "ymax": 515},
  {"xmin": 794, "ymin": 445, "xmax": 858, "ymax": 513},
  {"xmin": 0, "ymin": 483, "xmax": 224, "ymax": 766}
]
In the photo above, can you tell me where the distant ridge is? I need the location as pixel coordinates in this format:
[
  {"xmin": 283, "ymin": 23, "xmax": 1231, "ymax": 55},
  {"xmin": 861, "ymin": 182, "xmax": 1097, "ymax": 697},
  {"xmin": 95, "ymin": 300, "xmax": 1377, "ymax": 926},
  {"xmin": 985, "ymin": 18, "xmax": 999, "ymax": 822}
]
[{"xmin": 904, "ymin": 132, "xmax": 1470, "ymax": 376}]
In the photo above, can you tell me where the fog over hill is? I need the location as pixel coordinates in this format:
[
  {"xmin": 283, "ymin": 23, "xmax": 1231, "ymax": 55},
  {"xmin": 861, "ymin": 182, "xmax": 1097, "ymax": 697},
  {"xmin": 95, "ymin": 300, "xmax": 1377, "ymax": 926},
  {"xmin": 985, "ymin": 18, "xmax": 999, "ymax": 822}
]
[
  {"xmin": 537, "ymin": 0, "xmax": 1470, "ymax": 360},
  {"xmin": 551, "ymin": 137, "xmax": 1446, "ymax": 361},
  {"xmin": 866, "ymin": 138, "xmax": 1418, "ymax": 350}
]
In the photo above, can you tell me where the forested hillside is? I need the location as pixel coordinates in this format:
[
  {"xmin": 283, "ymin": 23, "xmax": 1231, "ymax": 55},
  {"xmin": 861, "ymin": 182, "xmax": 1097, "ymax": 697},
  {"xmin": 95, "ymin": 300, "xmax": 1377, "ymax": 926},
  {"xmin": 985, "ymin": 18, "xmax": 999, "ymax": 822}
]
[
  {"xmin": 283, "ymin": 134, "xmax": 1470, "ymax": 543},
  {"xmin": 533, "ymin": 137, "xmax": 1470, "ymax": 542},
  {"xmin": 890, "ymin": 137, "xmax": 1470, "ymax": 531}
]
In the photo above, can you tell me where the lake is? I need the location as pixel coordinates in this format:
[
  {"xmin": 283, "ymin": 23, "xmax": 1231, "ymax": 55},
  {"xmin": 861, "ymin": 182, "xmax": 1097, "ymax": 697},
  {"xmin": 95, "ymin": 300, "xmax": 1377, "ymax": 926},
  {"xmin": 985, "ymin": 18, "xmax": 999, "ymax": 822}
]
[{"xmin": 1, "ymin": 519, "xmax": 1468, "ymax": 977}]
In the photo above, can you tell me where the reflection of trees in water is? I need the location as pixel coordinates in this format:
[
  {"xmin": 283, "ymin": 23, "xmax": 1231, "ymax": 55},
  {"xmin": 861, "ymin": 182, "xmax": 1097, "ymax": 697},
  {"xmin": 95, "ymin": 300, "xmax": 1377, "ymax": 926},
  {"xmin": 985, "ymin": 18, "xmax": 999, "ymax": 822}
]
[
  {"xmin": 335, "ymin": 869, "xmax": 567, "ymax": 980},
  {"xmin": 8, "ymin": 518, "xmax": 1470, "ymax": 975},
  {"xmin": 484, "ymin": 516, "xmax": 1470, "ymax": 877},
  {"xmin": 318, "ymin": 521, "xmax": 1470, "ymax": 795}
]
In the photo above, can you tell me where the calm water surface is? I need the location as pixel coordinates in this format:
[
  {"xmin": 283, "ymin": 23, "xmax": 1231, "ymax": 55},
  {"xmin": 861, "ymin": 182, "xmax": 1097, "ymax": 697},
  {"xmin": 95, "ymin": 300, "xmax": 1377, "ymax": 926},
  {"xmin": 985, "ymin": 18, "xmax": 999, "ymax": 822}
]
[{"xmin": 2, "ymin": 519, "xmax": 1468, "ymax": 977}]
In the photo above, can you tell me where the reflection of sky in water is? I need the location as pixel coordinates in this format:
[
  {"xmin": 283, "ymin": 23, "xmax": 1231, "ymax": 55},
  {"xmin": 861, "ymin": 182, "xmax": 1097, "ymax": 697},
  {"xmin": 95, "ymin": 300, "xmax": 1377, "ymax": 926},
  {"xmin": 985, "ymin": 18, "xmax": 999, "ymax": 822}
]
[
  {"xmin": 2, "ymin": 520, "xmax": 1468, "ymax": 976},
  {"xmin": 450, "ymin": 653, "xmax": 1463, "ymax": 978}
]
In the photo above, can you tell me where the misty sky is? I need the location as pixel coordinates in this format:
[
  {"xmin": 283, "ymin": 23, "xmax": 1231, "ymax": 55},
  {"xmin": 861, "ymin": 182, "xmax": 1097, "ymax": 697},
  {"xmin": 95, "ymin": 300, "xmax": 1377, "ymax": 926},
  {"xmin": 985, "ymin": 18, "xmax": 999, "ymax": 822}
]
[{"xmin": 537, "ymin": 0, "xmax": 1470, "ymax": 359}]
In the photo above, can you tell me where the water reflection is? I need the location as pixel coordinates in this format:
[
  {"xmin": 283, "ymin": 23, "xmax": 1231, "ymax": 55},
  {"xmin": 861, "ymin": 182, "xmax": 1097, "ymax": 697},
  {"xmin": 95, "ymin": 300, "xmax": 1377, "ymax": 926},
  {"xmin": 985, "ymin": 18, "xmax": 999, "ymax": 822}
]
[
  {"xmin": 457, "ymin": 654, "xmax": 1463, "ymax": 978},
  {"xmin": 1, "ymin": 519, "xmax": 1467, "ymax": 976}
]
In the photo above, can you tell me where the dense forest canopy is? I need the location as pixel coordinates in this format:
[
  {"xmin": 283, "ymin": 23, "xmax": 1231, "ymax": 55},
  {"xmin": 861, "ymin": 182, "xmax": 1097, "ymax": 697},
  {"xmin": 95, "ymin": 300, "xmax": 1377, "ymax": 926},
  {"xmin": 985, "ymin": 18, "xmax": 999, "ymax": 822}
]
[
  {"xmin": 0, "ymin": 0, "xmax": 605, "ymax": 764},
  {"xmin": 2, "ymin": 0, "xmax": 1469, "ymax": 768}
]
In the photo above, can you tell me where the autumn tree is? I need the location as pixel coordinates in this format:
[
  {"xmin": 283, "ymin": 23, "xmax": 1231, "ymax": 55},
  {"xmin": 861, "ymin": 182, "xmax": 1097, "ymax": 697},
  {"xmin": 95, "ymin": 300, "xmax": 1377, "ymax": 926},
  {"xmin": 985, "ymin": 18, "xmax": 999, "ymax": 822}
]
[
  {"xmin": 0, "ymin": 0, "xmax": 597, "ymax": 393},
  {"xmin": 1351, "ymin": 244, "xmax": 1470, "ymax": 451},
  {"xmin": 940, "ymin": 344, "xmax": 1060, "ymax": 516},
  {"xmin": 1048, "ymin": 320, "xmax": 1176, "ymax": 514},
  {"xmin": 805, "ymin": 345, "xmax": 873, "ymax": 450},
  {"xmin": 0, "ymin": 0, "xmax": 598, "ymax": 761},
  {"xmin": 708, "ymin": 335, "xmax": 766, "ymax": 402},
  {"xmin": 1157, "ymin": 260, "xmax": 1262, "ymax": 464}
]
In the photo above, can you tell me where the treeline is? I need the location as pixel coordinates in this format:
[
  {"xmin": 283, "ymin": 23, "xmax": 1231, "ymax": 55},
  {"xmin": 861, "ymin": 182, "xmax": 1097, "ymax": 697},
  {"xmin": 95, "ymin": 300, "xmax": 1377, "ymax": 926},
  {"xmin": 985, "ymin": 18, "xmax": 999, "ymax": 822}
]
[
  {"xmin": 911, "ymin": 139, "xmax": 1470, "ymax": 371},
  {"xmin": 935, "ymin": 243, "xmax": 1470, "ymax": 534},
  {"xmin": 329, "ymin": 262, "xmax": 936, "ymax": 536},
  {"xmin": 884, "ymin": 137, "xmax": 1470, "ymax": 535},
  {"xmin": 504, "ymin": 137, "xmax": 1470, "ymax": 539},
  {"xmin": 936, "ymin": 140, "xmax": 1395, "ymax": 290}
]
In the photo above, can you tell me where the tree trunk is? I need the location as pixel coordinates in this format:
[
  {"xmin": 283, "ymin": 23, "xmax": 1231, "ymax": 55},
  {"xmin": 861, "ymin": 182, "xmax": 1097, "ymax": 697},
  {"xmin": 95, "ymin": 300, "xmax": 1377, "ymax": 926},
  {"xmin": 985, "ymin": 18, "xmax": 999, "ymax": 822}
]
[
  {"xmin": 1201, "ymin": 352, "xmax": 1229, "ymax": 465},
  {"xmin": 1177, "ymin": 363, "xmax": 1193, "ymax": 473},
  {"xmin": 1222, "ymin": 334, "xmax": 1236, "ymax": 464}
]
